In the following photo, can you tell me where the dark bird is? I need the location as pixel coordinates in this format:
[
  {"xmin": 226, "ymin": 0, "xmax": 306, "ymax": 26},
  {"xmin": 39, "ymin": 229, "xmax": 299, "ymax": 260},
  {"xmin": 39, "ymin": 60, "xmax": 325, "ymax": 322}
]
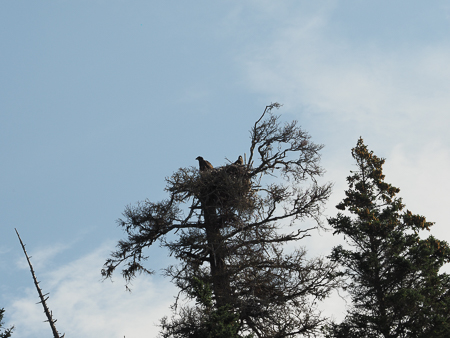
[
  {"xmin": 234, "ymin": 155, "xmax": 243, "ymax": 165},
  {"xmin": 196, "ymin": 156, "xmax": 213, "ymax": 171}
]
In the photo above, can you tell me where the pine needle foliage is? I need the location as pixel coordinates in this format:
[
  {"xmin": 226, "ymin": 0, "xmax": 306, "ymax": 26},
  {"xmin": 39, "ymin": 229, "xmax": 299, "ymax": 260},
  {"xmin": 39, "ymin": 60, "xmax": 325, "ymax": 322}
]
[{"xmin": 325, "ymin": 138, "xmax": 450, "ymax": 338}]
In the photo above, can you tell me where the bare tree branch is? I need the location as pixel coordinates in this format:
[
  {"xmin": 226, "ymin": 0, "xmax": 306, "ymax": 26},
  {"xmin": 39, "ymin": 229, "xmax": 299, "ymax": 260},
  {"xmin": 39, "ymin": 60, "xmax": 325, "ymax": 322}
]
[{"xmin": 15, "ymin": 229, "xmax": 65, "ymax": 338}]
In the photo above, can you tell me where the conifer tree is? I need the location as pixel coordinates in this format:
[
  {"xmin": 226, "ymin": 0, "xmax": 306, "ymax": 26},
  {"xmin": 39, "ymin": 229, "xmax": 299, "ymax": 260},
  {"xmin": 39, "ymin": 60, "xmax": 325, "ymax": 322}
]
[
  {"xmin": 103, "ymin": 104, "xmax": 338, "ymax": 337},
  {"xmin": 159, "ymin": 277, "xmax": 242, "ymax": 338},
  {"xmin": 325, "ymin": 138, "xmax": 450, "ymax": 338}
]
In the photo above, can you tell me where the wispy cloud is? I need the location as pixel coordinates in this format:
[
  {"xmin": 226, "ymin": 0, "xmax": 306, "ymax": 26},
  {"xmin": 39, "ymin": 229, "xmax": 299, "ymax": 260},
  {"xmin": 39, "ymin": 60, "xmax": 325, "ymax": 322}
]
[
  {"xmin": 15, "ymin": 242, "xmax": 70, "ymax": 271},
  {"xmin": 10, "ymin": 242, "xmax": 176, "ymax": 337},
  {"xmin": 385, "ymin": 141, "xmax": 450, "ymax": 238},
  {"xmin": 240, "ymin": 3, "xmax": 450, "ymax": 148}
]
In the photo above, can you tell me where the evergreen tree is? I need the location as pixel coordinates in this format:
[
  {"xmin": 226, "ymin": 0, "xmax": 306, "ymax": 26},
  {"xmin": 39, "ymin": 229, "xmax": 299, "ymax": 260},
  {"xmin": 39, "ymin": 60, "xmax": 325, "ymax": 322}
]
[
  {"xmin": 159, "ymin": 277, "xmax": 243, "ymax": 338},
  {"xmin": 103, "ymin": 104, "xmax": 339, "ymax": 337},
  {"xmin": 325, "ymin": 138, "xmax": 450, "ymax": 338},
  {"xmin": 0, "ymin": 308, "xmax": 13, "ymax": 338}
]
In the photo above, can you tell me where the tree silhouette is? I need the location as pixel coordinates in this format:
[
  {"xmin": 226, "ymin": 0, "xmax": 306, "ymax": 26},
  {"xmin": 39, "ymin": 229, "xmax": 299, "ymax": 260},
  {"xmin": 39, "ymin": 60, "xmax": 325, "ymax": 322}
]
[
  {"xmin": 325, "ymin": 138, "xmax": 450, "ymax": 338},
  {"xmin": 0, "ymin": 308, "xmax": 13, "ymax": 338},
  {"xmin": 103, "ymin": 104, "xmax": 338, "ymax": 337},
  {"xmin": 15, "ymin": 229, "xmax": 65, "ymax": 338}
]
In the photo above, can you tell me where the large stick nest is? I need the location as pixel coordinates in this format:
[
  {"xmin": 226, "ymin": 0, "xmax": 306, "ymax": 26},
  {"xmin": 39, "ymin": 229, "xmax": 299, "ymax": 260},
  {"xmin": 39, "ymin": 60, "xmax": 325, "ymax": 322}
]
[{"xmin": 194, "ymin": 164, "xmax": 255, "ymax": 215}]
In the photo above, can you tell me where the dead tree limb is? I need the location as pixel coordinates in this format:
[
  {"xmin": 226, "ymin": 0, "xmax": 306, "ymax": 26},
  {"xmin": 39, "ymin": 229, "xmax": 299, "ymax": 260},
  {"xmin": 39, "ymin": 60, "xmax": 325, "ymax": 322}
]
[{"xmin": 15, "ymin": 228, "xmax": 65, "ymax": 338}]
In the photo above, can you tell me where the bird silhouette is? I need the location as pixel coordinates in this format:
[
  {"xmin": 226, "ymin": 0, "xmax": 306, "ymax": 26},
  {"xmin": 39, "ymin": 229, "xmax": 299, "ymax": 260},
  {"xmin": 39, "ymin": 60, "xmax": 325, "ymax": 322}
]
[
  {"xmin": 234, "ymin": 155, "xmax": 243, "ymax": 165},
  {"xmin": 196, "ymin": 156, "xmax": 213, "ymax": 171}
]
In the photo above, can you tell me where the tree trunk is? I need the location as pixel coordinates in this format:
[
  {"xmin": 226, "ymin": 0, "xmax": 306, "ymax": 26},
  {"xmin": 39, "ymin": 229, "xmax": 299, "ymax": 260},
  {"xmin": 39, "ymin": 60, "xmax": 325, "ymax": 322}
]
[{"xmin": 203, "ymin": 203, "xmax": 231, "ymax": 309}]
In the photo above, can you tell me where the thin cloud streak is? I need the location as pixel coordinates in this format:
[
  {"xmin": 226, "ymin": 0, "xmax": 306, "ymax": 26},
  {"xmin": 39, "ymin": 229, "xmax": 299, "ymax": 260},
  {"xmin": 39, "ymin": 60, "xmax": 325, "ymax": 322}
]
[
  {"xmin": 241, "ymin": 6, "xmax": 450, "ymax": 148},
  {"xmin": 15, "ymin": 242, "xmax": 70, "ymax": 271},
  {"xmin": 9, "ymin": 242, "xmax": 176, "ymax": 338}
]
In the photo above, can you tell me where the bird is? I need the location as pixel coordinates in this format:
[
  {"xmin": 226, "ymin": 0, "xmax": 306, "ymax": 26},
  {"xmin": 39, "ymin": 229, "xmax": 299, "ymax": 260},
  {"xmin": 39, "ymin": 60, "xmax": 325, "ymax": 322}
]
[
  {"xmin": 196, "ymin": 156, "xmax": 213, "ymax": 171},
  {"xmin": 234, "ymin": 155, "xmax": 243, "ymax": 165}
]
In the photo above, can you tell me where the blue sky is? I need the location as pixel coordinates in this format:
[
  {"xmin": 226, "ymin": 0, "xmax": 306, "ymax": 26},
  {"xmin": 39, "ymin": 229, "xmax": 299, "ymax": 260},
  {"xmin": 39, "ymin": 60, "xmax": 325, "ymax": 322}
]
[{"xmin": 1, "ymin": 1, "xmax": 450, "ymax": 337}]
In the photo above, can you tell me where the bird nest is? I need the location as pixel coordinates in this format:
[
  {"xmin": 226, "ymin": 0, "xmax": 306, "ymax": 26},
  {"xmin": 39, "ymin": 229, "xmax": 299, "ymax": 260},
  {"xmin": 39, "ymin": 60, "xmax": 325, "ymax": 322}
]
[{"xmin": 194, "ymin": 164, "xmax": 255, "ymax": 214}]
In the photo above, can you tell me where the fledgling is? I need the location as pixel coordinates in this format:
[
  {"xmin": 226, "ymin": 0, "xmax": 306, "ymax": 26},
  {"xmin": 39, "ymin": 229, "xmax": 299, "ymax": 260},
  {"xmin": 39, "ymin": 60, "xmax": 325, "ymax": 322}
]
[
  {"xmin": 234, "ymin": 155, "xmax": 243, "ymax": 165},
  {"xmin": 196, "ymin": 156, "xmax": 213, "ymax": 171}
]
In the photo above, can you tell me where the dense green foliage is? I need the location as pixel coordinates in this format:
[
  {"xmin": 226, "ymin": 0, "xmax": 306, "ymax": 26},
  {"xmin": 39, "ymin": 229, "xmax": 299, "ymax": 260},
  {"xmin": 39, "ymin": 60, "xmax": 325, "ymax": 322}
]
[{"xmin": 325, "ymin": 138, "xmax": 450, "ymax": 338}]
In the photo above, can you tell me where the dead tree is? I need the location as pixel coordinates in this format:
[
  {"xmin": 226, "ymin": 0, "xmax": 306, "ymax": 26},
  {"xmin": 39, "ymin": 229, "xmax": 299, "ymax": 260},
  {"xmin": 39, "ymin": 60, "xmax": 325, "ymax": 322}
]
[{"xmin": 15, "ymin": 229, "xmax": 65, "ymax": 338}]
